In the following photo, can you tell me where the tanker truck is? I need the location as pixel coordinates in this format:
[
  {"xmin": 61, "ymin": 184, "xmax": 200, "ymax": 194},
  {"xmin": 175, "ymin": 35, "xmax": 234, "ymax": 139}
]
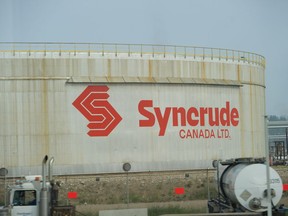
[
  {"xmin": 208, "ymin": 157, "xmax": 286, "ymax": 213},
  {"xmin": 0, "ymin": 155, "xmax": 75, "ymax": 216}
]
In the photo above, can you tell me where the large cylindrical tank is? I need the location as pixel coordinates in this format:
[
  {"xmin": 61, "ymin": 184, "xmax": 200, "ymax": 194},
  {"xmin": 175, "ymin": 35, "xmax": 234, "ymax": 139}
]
[
  {"xmin": 220, "ymin": 163, "xmax": 283, "ymax": 212},
  {"xmin": 0, "ymin": 43, "xmax": 266, "ymax": 176}
]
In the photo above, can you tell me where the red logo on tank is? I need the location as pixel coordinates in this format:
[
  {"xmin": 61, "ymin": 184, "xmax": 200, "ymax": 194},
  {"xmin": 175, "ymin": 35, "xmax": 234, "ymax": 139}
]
[{"xmin": 73, "ymin": 86, "xmax": 122, "ymax": 137}]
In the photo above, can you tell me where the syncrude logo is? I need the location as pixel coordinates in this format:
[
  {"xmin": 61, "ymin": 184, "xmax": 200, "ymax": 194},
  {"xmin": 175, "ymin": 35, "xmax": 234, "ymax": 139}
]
[
  {"xmin": 138, "ymin": 100, "xmax": 239, "ymax": 139},
  {"xmin": 73, "ymin": 86, "xmax": 122, "ymax": 137}
]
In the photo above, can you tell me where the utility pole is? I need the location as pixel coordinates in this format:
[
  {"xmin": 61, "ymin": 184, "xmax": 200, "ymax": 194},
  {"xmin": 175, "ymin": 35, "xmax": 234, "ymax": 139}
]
[
  {"xmin": 286, "ymin": 128, "xmax": 288, "ymax": 162},
  {"xmin": 265, "ymin": 116, "xmax": 272, "ymax": 216}
]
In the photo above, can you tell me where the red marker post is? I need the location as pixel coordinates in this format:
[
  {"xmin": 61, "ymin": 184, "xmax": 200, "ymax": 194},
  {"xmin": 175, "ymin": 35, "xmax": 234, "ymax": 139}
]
[
  {"xmin": 174, "ymin": 187, "xmax": 185, "ymax": 195},
  {"xmin": 67, "ymin": 191, "xmax": 78, "ymax": 199},
  {"xmin": 283, "ymin": 184, "xmax": 288, "ymax": 191}
]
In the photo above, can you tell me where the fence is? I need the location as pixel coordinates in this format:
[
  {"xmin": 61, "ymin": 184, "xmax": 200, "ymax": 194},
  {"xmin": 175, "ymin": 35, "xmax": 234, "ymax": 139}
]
[{"xmin": 0, "ymin": 42, "xmax": 265, "ymax": 67}]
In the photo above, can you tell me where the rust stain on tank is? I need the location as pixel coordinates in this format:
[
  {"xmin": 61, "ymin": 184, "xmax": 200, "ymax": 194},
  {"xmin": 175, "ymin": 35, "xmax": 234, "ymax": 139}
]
[
  {"xmin": 107, "ymin": 59, "xmax": 111, "ymax": 79},
  {"xmin": 237, "ymin": 64, "xmax": 241, "ymax": 82},
  {"xmin": 249, "ymin": 67, "xmax": 255, "ymax": 156},
  {"xmin": 201, "ymin": 62, "xmax": 206, "ymax": 80},
  {"xmin": 220, "ymin": 63, "xmax": 224, "ymax": 79},
  {"xmin": 148, "ymin": 59, "xmax": 153, "ymax": 78},
  {"xmin": 41, "ymin": 59, "xmax": 49, "ymax": 155},
  {"xmin": 239, "ymin": 88, "xmax": 245, "ymax": 157},
  {"xmin": 237, "ymin": 64, "xmax": 245, "ymax": 157}
]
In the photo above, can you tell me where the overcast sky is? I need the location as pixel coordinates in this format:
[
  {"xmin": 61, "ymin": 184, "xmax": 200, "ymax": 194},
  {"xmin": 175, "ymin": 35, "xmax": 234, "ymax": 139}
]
[{"xmin": 1, "ymin": 0, "xmax": 287, "ymax": 116}]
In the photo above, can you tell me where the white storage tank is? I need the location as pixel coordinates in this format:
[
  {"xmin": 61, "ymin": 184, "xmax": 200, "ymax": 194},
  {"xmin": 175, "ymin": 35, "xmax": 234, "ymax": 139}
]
[{"xmin": 0, "ymin": 43, "xmax": 266, "ymax": 176}]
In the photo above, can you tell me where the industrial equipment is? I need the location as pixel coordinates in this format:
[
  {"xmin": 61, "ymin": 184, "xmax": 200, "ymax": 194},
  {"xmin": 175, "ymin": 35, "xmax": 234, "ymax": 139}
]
[
  {"xmin": 0, "ymin": 156, "xmax": 75, "ymax": 216},
  {"xmin": 208, "ymin": 158, "xmax": 285, "ymax": 213}
]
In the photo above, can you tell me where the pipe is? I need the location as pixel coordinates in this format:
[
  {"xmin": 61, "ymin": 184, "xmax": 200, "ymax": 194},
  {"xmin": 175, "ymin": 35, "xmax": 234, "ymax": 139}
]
[
  {"xmin": 48, "ymin": 157, "xmax": 54, "ymax": 182},
  {"xmin": 42, "ymin": 155, "xmax": 48, "ymax": 189},
  {"xmin": 40, "ymin": 189, "xmax": 48, "ymax": 216},
  {"xmin": 284, "ymin": 127, "xmax": 288, "ymax": 159},
  {"xmin": 40, "ymin": 155, "xmax": 49, "ymax": 216},
  {"xmin": 265, "ymin": 116, "xmax": 272, "ymax": 216}
]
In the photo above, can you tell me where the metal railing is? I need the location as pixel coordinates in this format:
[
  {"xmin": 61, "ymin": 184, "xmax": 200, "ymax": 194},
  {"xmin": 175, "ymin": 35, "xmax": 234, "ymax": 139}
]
[{"xmin": 0, "ymin": 42, "xmax": 265, "ymax": 68}]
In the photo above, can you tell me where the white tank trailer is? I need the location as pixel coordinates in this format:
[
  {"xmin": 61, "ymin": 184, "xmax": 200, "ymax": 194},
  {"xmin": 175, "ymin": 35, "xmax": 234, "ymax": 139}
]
[{"xmin": 208, "ymin": 158, "xmax": 286, "ymax": 214}]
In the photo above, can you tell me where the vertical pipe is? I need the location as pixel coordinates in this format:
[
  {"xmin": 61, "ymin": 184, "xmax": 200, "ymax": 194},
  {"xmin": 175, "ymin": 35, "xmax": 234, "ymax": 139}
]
[
  {"xmin": 202, "ymin": 48, "xmax": 205, "ymax": 60},
  {"xmin": 40, "ymin": 189, "xmax": 48, "ymax": 216},
  {"xmin": 48, "ymin": 157, "xmax": 54, "ymax": 182},
  {"xmin": 207, "ymin": 167, "xmax": 210, "ymax": 213},
  {"xmin": 265, "ymin": 116, "xmax": 272, "ymax": 216},
  {"xmin": 40, "ymin": 155, "xmax": 49, "ymax": 216},
  {"xmin": 174, "ymin": 46, "xmax": 176, "ymax": 58},
  {"xmin": 286, "ymin": 128, "xmax": 288, "ymax": 160},
  {"xmin": 126, "ymin": 171, "xmax": 129, "ymax": 207},
  {"xmin": 4, "ymin": 174, "xmax": 6, "ymax": 206},
  {"xmin": 42, "ymin": 155, "xmax": 48, "ymax": 189},
  {"xmin": 216, "ymin": 161, "xmax": 221, "ymax": 213},
  {"xmin": 184, "ymin": 47, "xmax": 186, "ymax": 59},
  {"xmin": 211, "ymin": 48, "xmax": 213, "ymax": 60},
  {"xmin": 283, "ymin": 140, "xmax": 285, "ymax": 160},
  {"xmin": 74, "ymin": 43, "xmax": 76, "ymax": 56}
]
